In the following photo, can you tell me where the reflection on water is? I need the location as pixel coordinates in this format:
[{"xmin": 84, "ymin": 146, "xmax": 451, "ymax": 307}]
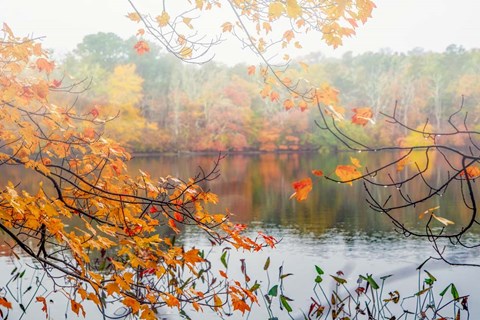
[{"xmin": 1, "ymin": 153, "xmax": 480, "ymax": 318}]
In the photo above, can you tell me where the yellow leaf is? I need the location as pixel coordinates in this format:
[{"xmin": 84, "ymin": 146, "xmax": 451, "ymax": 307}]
[
  {"xmin": 268, "ymin": 2, "xmax": 285, "ymax": 20},
  {"xmin": 432, "ymin": 214, "xmax": 455, "ymax": 226},
  {"xmin": 180, "ymin": 46, "xmax": 193, "ymax": 58},
  {"xmin": 183, "ymin": 17, "xmax": 193, "ymax": 29},
  {"xmin": 156, "ymin": 12, "xmax": 170, "ymax": 27},
  {"xmin": 350, "ymin": 157, "xmax": 361, "ymax": 168},
  {"xmin": 213, "ymin": 294, "xmax": 222, "ymax": 310},
  {"xmin": 126, "ymin": 12, "xmax": 141, "ymax": 22},
  {"xmin": 221, "ymin": 22, "xmax": 233, "ymax": 32},
  {"xmin": 286, "ymin": 0, "xmax": 302, "ymax": 18}
]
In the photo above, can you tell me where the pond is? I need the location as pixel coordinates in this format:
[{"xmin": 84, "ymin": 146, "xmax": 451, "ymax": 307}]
[{"xmin": 0, "ymin": 152, "xmax": 479, "ymax": 319}]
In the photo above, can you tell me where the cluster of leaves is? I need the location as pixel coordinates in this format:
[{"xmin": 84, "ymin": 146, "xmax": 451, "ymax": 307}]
[{"xmin": 0, "ymin": 24, "xmax": 279, "ymax": 319}]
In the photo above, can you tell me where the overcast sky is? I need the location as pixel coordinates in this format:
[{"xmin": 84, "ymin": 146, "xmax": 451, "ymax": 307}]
[{"xmin": 1, "ymin": 0, "xmax": 480, "ymax": 64}]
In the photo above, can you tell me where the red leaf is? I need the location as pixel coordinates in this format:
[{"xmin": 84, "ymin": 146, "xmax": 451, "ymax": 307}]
[
  {"xmin": 134, "ymin": 40, "xmax": 150, "ymax": 55},
  {"xmin": 312, "ymin": 170, "xmax": 323, "ymax": 176},
  {"xmin": 290, "ymin": 178, "xmax": 312, "ymax": 201}
]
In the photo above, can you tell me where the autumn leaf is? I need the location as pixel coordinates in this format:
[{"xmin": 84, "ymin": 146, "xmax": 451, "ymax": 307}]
[
  {"xmin": 134, "ymin": 40, "xmax": 150, "ymax": 55},
  {"xmin": 36, "ymin": 296, "xmax": 48, "ymax": 316},
  {"xmin": 180, "ymin": 46, "xmax": 193, "ymax": 58},
  {"xmin": 460, "ymin": 166, "xmax": 480, "ymax": 179},
  {"xmin": 352, "ymin": 107, "xmax": 374, "ymax": 126},
  {"xmin": 290, "ymin": 178, "xmax": 312, "ymax": 201},
  {"xmin": 183, "ymin": 17, "xmax": 193, "ymax": 29},
  {"xmin": 50, "ymin": 79, "xmax": 62, "ymax": 88},
  {"xmin": 286, "ymin": 0, "xmax": 302, "ymax": 18},
  {"xmin": 71, "ymin": 300, "xmax": 86, "ymax": 317},
  {"xmin": 232, "ymin": 296, "xmax": 251, "ymax": 314},
  {"xmin": 247, "ymin": 65, "xmax": 256, "ymax": 75},
  {"xmin": 126, "ymin": 12, "xmax": 141, "ymax": 22},
  {"xmin": 36, "ymin": 58, "xmax": 55, "ymax": 74},
  {"xmin": 350, "ymin": 157, "xmax": 361, "ymax": 168},
  {"xmin": 298, "ymin": 100, "xmax": 308, "ymax": 111},
  {"xmin": 0, "ymin": 297, "xmax": 12, "ymax": 309},
  {"xmin": 312, "ymin": 170, "xmax": 324, "ymax": 177},
  {"xmin": 270, "ymin": 91, "xmax": 280, "ymax": 102},
  {"xmin": 213, "ymin": 294, "xmax": 223, "ymax": 311},
  {"xmin": 221, "ymin": 22, "xmax": 233, "ymax": 32},
  {"xmin": 268, "ymin": 2, "xmax": 285, "ymax": 19},
  {"xmin": 156, "ymin": 11, "xmax": 170, "ymax": 27},
  {"xmin": 335, "ymin": 165, "xmax": 362, "ymax": 185},
  {"xmin": 283, "ymin": 99, "xmax": 294, "ymax": 110},
  {"xmin": 432, "ymin": 214, "xmax": 455, "ymax": 226},
  {"xmin": 123, "ymin": 297, "xmax": 140, "ymax": 313}
]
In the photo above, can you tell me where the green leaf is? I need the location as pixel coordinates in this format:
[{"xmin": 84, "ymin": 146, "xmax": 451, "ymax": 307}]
[
  {"xmin": 280, "ymin": 295, "xmax": 293, "ymax": 312},
  {"xmin": 451, "ymin": 283, "xmax": 459, "ymax": 300},
  {"xmin": 280, "ymin": 273, "xmax": 293, "ymax": 279},
  {"xmin": 330, "ymin": 275, "xmax": 347, "ymax": 285},
  {"xmin": 264, "ymin": 257, "xmax": 270, "ymax": 270},
  {"xmin": 315, "ymin": 275, "xmax": 323, "ymax": 283},
  {"xmin": 220, "ymin": 251, "xmax": 228, "ymax": 269},
  {"xmin": 424, "ymin": 270, "xmax": 437, "ymax": 286},
  {"xmin": 250, "ymin": 282, "xmax": 260, "ymax": 292},
  {"xmin": 359, "ymin": 274, "xmax": 379, "ymax": 290},
  {"xmin": 315, "ymin": 265, "xmax": 324, "ymax": 275},
  {"xmin": 440, "ymin": 284, "xmax": 451, "ymax": 297},
  {"xmin": 268, "ymin": 285, "xmax": 278, "ymax": 297}
]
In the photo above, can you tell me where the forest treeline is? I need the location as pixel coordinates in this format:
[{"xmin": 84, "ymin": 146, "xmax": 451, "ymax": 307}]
[{"xmin": 53, "ymin": 32, "xmax": 480, "ymax": 152}]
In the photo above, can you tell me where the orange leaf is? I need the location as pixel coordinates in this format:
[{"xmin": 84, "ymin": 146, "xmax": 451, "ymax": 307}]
[
  {"xmin": 156, "ymin": 11, "xmax": 170, "ymax": 27},
  {"xmin": 312, "ymin": 170, "xmax": 324, "ymax": 177},
  {"xmin": 219, "ymin": 270, "xmax": 228, "ymax": 278},
  {"xmin": 247, "ymin": 65, "xmax": 256, "ymax": 75},
  {"xmin": 213, "ymin": 294, "xmax": 222, "ymax": 310},
  {"xmin": 36, "ymin": 58, "xmax": 55, "ymax": 74},
  {"xmin": 123, "ymin": 297, "xmax": 140, "ymax": 313},
  {"xmin": 0, "ymin": 297, "xmax": 12, "ymax": 309},
  {"xmin": 298, "ymin": 100, "xmax": 308, "ymax": 111},
  {"xmin": 352, "ymin": 107, "xmax": 374, "ymax": 126},
  {"xmin": 283, "ymin": 99, "xmax": 294, "ymax": 110},
  {"xmin": 134, "ymin": 40, "xmax": 150, "ymax": 55},
  {"xmin": 71, "ymin": 300, "xmax": 86, "ymax": 317},
  {"xmin": 232, "ymin": 296, "xmax": 251, "ymax": 314},
  {"xmin": 168, "ymin": 218, "xmax": 180, "ymax": 233},
  {"xmin": 174, "ymin": 211, "xmax": 184, "ymax": 222},
  {"xmin": 290, "ymin": 178, "xmax": 312, "ymax": 201},
  {"xmin": 335, "ymin": 165, "xmax": 362, "ymax": 186},
  {"xmin": 36, "ymin": 296, "xmax": 48, "ymax": 315},
  {"xmin": 221, "ymin": 22, "xmax": 233, "ymax": 32},
  {"xmin": 460, "ymin": 166, "xmax": 480, "ymax": 178},
  {"xmin": 270, "ymin": 91, "xmax": 280, "ymax": 102}
]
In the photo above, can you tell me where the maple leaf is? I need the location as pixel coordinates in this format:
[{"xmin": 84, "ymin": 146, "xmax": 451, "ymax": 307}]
[
  {"xmin": 350, "ymin": 157, "xmax": 361, "ymax": 168},
  {"xmin": 268, "ymin": 2, "xmax": 285, "ymax": 20},
  {"xmin": 36, "ymin": 296, "xmax": 48, "ymax": 316},
  {"xmin": 232, "ymin": 296, "xmax": 251, "ymax": 314},
  {"xmin": 126, "ymin": 12, "xmax": 141, "ymax": 22},
  {"xmin": 0, "ymin": 297, "xmax": 12, "ymax": 309},
  {"xmin": 270, "ymin": 91, "xmax": 280, "ymax": 102},
  {"xmin": 286, "ymin": 0, "xmax": 302, "ymax": 18},
  {"xmin": 298, "ymin": 100, "xmax": 308, "ymax": 111},
  {"xmin": 36, "ymin": 58, "xmax": 55, "ymax": 74},
  {"xmin": 221, "ymin": 22, "xmax": 233, "ymax": 32},
  {"xmin": 134, "ymin": 40, "xmax": 150, "ymax": 55},
  {"xmin": 156, "ymin": 11, "xmax": 170, "ymax": 27},
  {"xmin": 283, "ymin": 99, "xmax": 294, "ymax": 110},
  {"xmin": 312, "ymin": 170, "xmax": 324, "ymax": 176},
  {"xmin": 180, "ymin": 46, "xmax": 193, "ymax": 58},
  {"xmin": 460, "ymin": 166, "xmax": 480, "ymax": 179},
  {"xmin": 335, "ymin": 165, "xmax": 362, "ymax": 185},
  {"xmin": 71, "ymin": 300, "xmax": 86, "ymax": 317},
  {"xmin": 90, "ymin": 107, "xmax": 100, "ymax": 118},
  {"xmin": 352, "ymin": 107, "xmax": 374, "ymax": 126},
  {"xmin": 123, "ymin": 297, "xmax": 140, "ymax": 313},
  {"xmin": 283, "ymin": 30, "xmax": 295, "ymax": 42},
  {"xmin": 50, "ymin": 79, "xmax": 62, "ymax": 88},
  {"xmin": 290, "ymin": 178, "xmax": 312, "ymax": 201},
  {"xmin": 168, "ymin": 218, "xmax": 180, "ymax": 233}
]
